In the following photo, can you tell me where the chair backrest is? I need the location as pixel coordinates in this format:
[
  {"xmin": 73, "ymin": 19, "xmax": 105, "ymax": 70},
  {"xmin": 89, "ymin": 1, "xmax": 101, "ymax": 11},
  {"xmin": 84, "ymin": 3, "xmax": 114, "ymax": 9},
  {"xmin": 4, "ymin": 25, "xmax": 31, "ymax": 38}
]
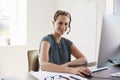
[{"xmin": 27, "ymin": 50, "xmax": 39, "ymax": 72}]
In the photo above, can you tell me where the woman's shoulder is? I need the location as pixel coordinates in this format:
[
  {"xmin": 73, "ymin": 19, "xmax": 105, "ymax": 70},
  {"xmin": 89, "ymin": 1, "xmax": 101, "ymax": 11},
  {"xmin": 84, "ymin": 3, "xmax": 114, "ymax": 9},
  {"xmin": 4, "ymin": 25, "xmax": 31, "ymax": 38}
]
[
  {"xmin": 42, "ymin": 34, "xmax": 51, "ymax": 39},
  {"xmin": 41, "ymin": 34, "xmax": 53, "ymax": 43}
]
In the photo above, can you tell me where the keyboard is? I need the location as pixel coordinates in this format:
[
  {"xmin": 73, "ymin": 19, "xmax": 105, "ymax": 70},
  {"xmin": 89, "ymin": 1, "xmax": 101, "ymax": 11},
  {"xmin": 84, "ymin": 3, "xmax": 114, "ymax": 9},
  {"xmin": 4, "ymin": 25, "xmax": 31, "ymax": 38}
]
[{"xmin": 88, "ymin": 66, "xmax": 108, "ymax": 73}]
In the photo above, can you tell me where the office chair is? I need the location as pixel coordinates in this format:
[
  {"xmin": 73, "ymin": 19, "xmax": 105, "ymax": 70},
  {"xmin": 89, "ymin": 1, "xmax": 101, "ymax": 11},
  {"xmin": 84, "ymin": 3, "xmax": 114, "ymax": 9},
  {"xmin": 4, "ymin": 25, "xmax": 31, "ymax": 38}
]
[{"xmin": 27, "ymin": 50, "xmax": 39, "ymax": 72}]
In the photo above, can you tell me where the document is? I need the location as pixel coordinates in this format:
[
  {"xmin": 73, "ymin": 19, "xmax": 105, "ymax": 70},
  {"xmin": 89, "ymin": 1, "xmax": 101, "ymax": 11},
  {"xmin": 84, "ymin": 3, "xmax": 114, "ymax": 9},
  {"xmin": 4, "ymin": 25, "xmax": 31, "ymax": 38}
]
[
  {"xmin": 110, "ymin": 72, "xmax": 120, "ymax": 77},
  {"xmin": 30, "ymin": 71, "xmax": 88, "ymax": 80}
]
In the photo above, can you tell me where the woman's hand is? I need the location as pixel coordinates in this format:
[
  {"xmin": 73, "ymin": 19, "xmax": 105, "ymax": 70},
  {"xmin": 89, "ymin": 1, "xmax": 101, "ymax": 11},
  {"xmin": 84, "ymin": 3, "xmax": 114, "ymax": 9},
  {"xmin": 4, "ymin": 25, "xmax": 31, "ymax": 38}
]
[{"xmin": 70, "ymin": 67, "xmax": 91, "ymax": 77}]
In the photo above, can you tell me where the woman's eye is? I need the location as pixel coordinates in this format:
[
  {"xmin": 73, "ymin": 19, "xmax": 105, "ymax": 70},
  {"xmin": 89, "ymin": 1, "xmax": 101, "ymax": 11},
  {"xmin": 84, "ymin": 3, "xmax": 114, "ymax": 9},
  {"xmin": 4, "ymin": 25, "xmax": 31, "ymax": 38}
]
[
  {"xmin": 58, "ymin": 22, "xmax": 68, "ymax": 26},
  {"xmin": 58, "ymin": 22, "xmax": 63, "ymax": 25},
  {"xmin": 65, "ymin": 23, "xmax": 68, "ymax": 26}
]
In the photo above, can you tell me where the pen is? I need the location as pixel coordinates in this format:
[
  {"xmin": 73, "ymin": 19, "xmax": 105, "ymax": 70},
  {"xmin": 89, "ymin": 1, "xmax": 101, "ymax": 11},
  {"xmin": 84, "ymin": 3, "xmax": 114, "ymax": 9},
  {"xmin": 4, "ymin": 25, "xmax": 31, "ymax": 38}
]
[{"xmin": 69, "ymin": 76, "xmax": 81, "ymax": 80}]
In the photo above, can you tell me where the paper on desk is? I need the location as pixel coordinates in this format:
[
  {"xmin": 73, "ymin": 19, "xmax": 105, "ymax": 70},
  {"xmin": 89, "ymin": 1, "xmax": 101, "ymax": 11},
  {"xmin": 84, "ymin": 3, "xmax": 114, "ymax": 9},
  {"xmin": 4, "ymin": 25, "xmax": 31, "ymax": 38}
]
[
  {"xmin": 110, "ymin": 72, "xmax": 120, "ymax": 77},
  {"xmin": 30, "ymin": 71, "xmax": 88, "ymax": 80}
]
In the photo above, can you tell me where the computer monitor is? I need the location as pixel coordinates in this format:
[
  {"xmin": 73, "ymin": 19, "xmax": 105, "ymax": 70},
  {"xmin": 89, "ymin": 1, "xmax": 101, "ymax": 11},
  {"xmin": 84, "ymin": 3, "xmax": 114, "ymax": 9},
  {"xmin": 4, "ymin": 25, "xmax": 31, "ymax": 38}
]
[{"xmin": 97, "ymin": 15, "xmax": 120, "ymax": 68}]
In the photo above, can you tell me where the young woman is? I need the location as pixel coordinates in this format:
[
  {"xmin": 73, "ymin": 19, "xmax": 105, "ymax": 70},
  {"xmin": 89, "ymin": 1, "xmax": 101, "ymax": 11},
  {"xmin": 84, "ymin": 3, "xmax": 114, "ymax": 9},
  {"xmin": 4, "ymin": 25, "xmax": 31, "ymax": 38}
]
[{"xmin": 39, "ymin": 10, "xmax": 91, "ymax": 77}]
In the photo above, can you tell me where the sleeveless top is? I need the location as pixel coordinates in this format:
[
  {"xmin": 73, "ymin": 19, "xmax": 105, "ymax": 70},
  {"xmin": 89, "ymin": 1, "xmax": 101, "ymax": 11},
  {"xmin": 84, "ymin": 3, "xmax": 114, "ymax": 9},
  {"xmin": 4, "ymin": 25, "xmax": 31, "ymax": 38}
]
[{"xmin": 40, "ymin": 34, "xmax": 73, "ymax": 65}]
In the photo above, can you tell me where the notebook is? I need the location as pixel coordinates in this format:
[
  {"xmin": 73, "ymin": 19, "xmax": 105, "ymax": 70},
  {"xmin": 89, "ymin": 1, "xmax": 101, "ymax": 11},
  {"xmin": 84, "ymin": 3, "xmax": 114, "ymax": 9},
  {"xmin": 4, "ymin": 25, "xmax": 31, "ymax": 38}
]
[{"xmin": 30, "ymin": 71, "xmax": 88, "ymax": 80}]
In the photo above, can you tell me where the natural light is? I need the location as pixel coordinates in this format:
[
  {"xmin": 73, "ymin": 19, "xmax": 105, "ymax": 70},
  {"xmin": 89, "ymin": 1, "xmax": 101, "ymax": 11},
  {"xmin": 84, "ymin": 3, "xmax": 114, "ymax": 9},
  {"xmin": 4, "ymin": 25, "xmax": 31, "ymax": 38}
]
[
  {"xmin": 106, "ymin": 0, "xmax": 114, "ymax": 15},
  {"xmin": 0, "ymin": 0, "xmax": 26, "ymax": 46}
]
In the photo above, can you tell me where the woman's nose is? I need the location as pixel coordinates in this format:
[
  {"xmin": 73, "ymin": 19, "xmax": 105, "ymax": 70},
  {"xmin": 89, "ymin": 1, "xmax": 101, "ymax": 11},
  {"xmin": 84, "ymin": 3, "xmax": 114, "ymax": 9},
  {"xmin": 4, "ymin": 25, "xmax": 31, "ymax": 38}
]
[{"xmin": 61, "ymin": 25, "xmax": 66, "ymax": 30}]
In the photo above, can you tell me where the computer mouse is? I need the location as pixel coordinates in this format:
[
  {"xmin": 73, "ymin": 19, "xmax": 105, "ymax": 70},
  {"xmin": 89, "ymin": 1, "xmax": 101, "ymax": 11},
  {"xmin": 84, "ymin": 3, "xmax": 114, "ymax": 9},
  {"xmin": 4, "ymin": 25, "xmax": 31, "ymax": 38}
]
[{"xmin": 81, "ymin": 72, "xmax": 93, "ymax": 78}]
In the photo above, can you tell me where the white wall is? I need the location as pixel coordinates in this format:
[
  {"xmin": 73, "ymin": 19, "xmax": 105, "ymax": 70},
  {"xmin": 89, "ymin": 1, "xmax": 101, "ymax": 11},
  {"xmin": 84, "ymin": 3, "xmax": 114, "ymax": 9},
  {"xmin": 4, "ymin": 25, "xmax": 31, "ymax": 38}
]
[
  {"xmin": 115, "ymin": 0, "xmax": 120, "ymax": 15},
  {"xmin": 0, "ymin": 0, "xmax": 106, "ymax": 79},
  {"xmin": 0, "ymin": 46, "xmax": 27, "ymax": 78},
  {"xmin": 96, "ymin": 0, "xmax": 106, "ymax": 61},
  {"xmin": 27, "ymin": 0, "xmax": 55, "ymax": 49}
]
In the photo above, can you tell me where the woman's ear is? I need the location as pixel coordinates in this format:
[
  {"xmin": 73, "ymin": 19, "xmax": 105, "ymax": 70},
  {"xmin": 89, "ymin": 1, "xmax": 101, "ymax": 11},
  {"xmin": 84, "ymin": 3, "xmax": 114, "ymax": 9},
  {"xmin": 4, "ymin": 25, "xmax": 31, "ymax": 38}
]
[{"xmin": 52, "ymin": 21, "xmax": 55, "ymax": 25}]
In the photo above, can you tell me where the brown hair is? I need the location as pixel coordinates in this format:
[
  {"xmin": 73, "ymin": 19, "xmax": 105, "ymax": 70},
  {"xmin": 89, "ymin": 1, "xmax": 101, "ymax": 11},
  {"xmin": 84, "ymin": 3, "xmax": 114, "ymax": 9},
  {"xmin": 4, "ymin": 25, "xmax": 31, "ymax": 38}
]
[{"xmin": 54, "ymin": 10, "xmax": 71, "ymax": 34}]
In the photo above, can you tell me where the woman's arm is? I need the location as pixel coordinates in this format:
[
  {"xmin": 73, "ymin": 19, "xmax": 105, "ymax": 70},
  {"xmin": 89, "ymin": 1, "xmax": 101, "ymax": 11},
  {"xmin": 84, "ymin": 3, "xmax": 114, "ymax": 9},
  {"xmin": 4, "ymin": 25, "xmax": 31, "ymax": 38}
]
[
  {"xmin": 39, "ymin": 41, "xmax": 90, "ymax": 77},
  {"xmin": 62, "ymin": 44, "xmax": 88, "ymax": 67},
  {"xmin": 40, "ymin": 41, "xmax": 71, "ymax": 73}
]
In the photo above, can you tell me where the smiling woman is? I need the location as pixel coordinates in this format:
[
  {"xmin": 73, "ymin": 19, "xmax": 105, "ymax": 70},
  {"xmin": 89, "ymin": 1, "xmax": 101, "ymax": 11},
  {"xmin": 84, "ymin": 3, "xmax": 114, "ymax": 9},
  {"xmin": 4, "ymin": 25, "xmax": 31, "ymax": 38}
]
[
  {"xmin": 0, "ymin": 0, "xmax": 27, "ymax": 46},
  {"xmin": 39, "ymin": 10, "xmax": 91, "ymax": 77}
]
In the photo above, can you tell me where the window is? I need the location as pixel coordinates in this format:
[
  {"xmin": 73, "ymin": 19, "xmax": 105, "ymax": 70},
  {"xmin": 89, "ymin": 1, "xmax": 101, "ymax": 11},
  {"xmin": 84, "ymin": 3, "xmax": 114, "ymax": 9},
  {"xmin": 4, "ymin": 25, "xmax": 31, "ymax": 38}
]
[
  {"xmin": 0, "ymin": 0, "xmax": 26, "ymax": 46},
  {"xmin": 106, "ymin": 0, "xmax": 114, "ymax": 15}
]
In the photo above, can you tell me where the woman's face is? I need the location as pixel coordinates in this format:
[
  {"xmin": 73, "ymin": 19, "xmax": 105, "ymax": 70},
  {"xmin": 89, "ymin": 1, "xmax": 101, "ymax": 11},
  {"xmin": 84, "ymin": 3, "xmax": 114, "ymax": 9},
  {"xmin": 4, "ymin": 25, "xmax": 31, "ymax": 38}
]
[{"xmin": 53, "ymin": 15, "xmax": 70, "ymax": 35}]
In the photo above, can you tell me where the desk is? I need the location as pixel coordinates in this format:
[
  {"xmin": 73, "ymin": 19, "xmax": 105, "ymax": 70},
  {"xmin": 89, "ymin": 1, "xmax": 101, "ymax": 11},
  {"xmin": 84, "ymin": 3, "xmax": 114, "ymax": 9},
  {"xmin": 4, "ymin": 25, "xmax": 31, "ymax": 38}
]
[
  {"xmin": 23, "ymin": 65, "xmax": 120, "ymax": 80},
  {"xmin": 89, "ymin": 65, "xmax": 120, "ymax": 80},
  {"xmin": 4, "ymin": 64, "xmax": 120, "ymax": 80}
]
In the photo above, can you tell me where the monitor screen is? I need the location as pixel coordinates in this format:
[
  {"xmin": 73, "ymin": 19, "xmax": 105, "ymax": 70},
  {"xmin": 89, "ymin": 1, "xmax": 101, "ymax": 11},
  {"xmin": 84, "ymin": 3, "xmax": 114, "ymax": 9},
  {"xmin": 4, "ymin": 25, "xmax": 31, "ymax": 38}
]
[{"xmin": 97, "ymin": 15, "xmax": 120, "ymax": 68}]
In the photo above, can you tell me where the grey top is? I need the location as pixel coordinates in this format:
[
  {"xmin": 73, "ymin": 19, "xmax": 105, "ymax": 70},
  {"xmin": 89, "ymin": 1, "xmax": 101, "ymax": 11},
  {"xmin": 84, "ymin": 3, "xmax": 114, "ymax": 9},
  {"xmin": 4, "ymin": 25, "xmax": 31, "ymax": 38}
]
[{"xmin": 40, "ymin": 34, "xmax": 73, "ymax": 65}]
